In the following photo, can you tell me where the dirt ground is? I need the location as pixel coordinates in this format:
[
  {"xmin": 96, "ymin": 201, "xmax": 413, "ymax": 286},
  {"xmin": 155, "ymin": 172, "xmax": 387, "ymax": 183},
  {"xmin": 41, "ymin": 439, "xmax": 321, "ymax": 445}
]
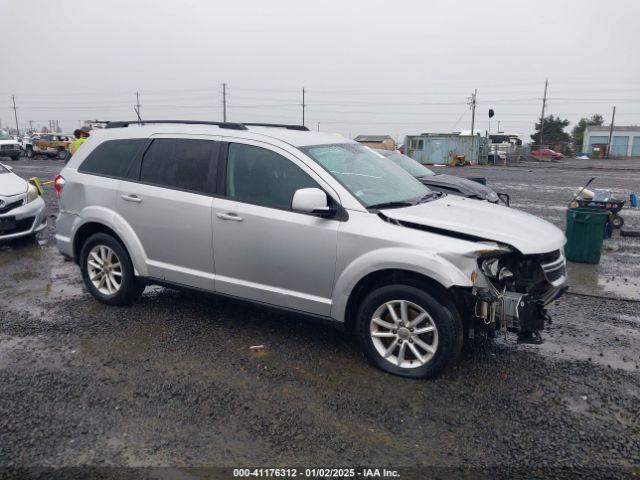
[{"xmin": 0, "ymin": 156, "xmax": 639, "ymax": 479}]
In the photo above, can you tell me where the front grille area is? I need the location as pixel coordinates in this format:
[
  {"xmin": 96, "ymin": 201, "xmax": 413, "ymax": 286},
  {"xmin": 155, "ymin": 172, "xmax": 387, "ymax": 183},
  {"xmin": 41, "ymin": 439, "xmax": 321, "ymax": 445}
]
[
  {"xmin": 544, "ymin": 264, "xmax": 566, "ymax": 283},
  {"xmin": 0, "ymin": 216, "xmax": 34, "ymax": 236},
  {"xmin": 536, "ymin": 249, "xmax": 561, "ymax": 264},
  {"xmin": 0, "ymin": 198, "xmax": 24, "ymax": 214},
  {"xmin": 1, "ymin": 144, "xmax": 18, "ymax": 151},
  {"xmin": 541, "ymin": 252, "xmax": 566, "ymax": 286}
]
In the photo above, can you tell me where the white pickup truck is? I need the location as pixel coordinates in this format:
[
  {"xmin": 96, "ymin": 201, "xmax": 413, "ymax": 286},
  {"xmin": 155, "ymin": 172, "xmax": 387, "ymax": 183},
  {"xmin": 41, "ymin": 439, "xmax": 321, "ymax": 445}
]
[{"xmin": 0, "ymin": 130, "xmax": 22, "ymax": 161}]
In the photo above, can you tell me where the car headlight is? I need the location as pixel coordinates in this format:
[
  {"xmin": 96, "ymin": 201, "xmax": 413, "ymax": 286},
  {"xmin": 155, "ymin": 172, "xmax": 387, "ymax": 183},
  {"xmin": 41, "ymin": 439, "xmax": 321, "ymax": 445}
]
[
  {"xmin": 26, "ymin": 183, "xmax": 39, "ymax": 203},
  {"xmin": 481, "ymin": 257, "xmax": 500, "ymax": 277},
  {"xmin": 479, "ymin": 255, "xmax": 515, "ymax": 282}
]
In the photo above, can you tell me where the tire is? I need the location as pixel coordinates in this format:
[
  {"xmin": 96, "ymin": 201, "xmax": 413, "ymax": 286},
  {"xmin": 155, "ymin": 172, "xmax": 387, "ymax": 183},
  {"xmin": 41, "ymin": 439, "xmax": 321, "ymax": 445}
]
[
  {"xmin": 26, "ymin": 146, "xmax": 34, "ymax": 158},
  {"xmin": 11, "ymin": 154, "xmax": 19, "ymax": 161},
  {"xmin": 355, "ymin": 284, "xmax": 463, "ymax": 379},
  {"xmin": 79, "ymin": 233, "xmax": 145, "ymax": 306},
  {"xmin": 611, "ymin": 214, "xmax": 624, "ymax": 229},
  {"xmin": 57, "ymin": 149, "xmax": 67, "ymax": 160}
]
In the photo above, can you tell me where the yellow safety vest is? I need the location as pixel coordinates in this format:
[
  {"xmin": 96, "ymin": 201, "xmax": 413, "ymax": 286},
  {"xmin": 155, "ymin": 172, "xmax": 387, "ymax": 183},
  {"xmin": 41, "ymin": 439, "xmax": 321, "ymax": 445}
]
[{"xmin": 68, "ymin": 137, "xmax": 87, "ymax": 156}]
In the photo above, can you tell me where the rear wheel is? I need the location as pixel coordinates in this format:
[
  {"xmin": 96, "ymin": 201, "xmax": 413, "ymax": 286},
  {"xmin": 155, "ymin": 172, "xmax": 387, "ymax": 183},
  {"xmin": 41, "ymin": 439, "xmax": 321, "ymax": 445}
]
[
  {"xmin": 57, "ymin": 149, "xmax": 67, "ymax": 160},
  {"xmin": 611, "ymin": 214, "xmax": 624, "ymax": 229},
  {"xmin": 80, "ymin": 233, "xmax": 145, "ymax": 305},
  {"xmin": 355, "ymin": 284, "xmax": 462, "ymax": 379}
]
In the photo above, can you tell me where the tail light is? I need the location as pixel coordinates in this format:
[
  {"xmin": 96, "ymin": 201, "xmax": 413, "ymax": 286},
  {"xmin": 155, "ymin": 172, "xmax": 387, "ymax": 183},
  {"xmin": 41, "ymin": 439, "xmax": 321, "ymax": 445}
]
[{"xmin": 53, "ymin": 175, "xmax": 66, "ymax": 197}]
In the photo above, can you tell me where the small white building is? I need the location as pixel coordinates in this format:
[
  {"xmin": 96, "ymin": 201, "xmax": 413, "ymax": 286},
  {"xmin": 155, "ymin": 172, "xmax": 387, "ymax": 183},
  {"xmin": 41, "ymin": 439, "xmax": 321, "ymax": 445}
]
[{"xmin": 583, "ymin": 125, "xmax": 640, "ymax": 157}]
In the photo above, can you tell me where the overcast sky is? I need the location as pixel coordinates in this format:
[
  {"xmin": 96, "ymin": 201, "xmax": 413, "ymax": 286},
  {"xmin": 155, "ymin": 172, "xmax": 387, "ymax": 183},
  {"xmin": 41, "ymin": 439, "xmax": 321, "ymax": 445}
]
[{"xmin": 1, "ymin": 0, "xmax": 639, "ymax": 141}]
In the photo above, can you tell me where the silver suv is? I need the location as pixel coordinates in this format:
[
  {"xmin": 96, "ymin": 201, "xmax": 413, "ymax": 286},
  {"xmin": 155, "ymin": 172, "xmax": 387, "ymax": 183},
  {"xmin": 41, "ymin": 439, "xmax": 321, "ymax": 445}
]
[{"xmin": 55, "ymin": 121, "xmax": 567, "ymax": 379}]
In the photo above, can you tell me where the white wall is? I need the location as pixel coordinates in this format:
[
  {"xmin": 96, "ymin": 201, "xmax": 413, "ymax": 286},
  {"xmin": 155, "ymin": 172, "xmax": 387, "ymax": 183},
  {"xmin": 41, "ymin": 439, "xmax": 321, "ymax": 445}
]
[{"xmin": 583, "ymin": 129, "xmax": 640, "ymax": 156}]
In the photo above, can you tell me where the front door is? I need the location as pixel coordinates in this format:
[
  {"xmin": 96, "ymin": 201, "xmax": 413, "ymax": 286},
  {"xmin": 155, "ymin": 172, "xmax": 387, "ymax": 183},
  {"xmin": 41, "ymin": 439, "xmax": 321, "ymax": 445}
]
[
  {"xmin": 212, "ymin": 140, "xmax": 339, "ymax": 316},
  {"xmin": 117, "ymin": 135, "xmax": 220, "ymax": 290}
]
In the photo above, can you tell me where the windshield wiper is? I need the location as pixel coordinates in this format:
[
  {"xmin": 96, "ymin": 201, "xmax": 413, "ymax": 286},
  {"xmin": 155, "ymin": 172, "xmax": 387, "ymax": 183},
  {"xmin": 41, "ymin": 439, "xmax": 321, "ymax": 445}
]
[
  {"xmin": 367, "ymin": 201, "xmax": 415, "ymax": 210},
  {"xmin": 417, "ymin": 192, "xmax": 437, "ymax": 203}
]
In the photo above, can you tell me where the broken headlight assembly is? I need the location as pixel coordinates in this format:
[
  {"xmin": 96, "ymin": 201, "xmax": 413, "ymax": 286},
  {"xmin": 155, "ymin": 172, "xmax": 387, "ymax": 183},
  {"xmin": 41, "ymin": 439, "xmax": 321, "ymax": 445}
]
[{"xmin": 480, "ymin": 256, "xmax": 515, "ymax": 283}]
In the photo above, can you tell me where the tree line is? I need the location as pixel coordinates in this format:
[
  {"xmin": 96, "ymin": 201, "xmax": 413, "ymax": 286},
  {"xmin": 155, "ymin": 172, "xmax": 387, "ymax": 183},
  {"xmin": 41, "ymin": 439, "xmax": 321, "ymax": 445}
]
[{"xmin": 530, "ymin": 114, "xmax": 604, "ymax": 153}]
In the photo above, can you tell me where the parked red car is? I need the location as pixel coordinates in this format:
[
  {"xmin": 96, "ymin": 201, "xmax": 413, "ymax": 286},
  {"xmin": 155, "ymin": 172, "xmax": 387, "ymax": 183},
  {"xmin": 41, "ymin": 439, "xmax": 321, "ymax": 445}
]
[{"xmin": 531, "ymin": 148, "xmax": 564, "ymax": 160}]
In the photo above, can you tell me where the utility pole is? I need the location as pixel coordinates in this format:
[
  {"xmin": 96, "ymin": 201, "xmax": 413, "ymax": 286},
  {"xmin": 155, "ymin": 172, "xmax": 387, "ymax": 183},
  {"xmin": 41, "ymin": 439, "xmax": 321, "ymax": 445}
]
[
  {"xmin": 11, "ymin": 95, "xmax": 20, "ymax": 137},
  {"xmin": 606, "ymin": 106, "xmax": 616, "ymax": 159},
  {"xmin": 302, "ymin": 88, "xmax": 306, "ymax": 126},
  {"xmin": 317, "ymin": 121, "xmax": 320, "ymax": 132},
  {"xmin": 497, "ymin": 120, "xmax": 500, "ymax": 132},
  {"xmin": 538, "ymin": 79, "xmax": 548, "ymax": 149},
  {"xmin": 222, "ymin": 83, "xmax": 227, "ymax": 122},
  {"xmin": 29, "ymin": 120, "xmax": 34, "ymax": 132},
  {"xmin": 134, "ymin": 91, "xmax": 142, "ymax": 121},
  {"xmin": 469, "ymin": 89, "xmax": 477, "ymax": 136}
]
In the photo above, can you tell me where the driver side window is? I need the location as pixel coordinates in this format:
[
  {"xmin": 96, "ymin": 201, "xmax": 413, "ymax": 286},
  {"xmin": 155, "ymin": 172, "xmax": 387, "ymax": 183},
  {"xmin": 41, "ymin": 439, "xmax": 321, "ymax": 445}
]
[{"xmin": 226, "ymin": 143, "xmax": 318, "ymax": 210}]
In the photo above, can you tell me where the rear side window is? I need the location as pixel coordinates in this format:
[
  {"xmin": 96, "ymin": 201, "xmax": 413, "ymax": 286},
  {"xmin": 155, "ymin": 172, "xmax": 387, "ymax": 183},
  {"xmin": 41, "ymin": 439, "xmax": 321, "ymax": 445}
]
[
  {"xmin": 140, "ymin": 138, "xmax": 218, "ymax": 194},
  {"xmin": 79, "ymin": 139, "xmax": 146, "ymax": 179}
]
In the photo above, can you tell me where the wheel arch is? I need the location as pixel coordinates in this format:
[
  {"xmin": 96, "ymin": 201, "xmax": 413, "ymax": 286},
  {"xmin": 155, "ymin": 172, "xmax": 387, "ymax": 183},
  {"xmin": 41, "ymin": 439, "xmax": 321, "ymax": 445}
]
[
  {"xmin": 72, "ymin": 214, "xmax": 148, "ymax": 277},
  {"xmin": 343, "ymin": 268, "xmax": 462, "ymax": 332}
]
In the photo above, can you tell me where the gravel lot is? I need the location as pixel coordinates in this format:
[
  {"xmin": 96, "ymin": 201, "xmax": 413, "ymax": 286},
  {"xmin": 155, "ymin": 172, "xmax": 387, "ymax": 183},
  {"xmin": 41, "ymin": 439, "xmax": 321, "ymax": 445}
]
[{"xmin": 1, "ymin": 156, "xmax": 639, "ymax": 478}]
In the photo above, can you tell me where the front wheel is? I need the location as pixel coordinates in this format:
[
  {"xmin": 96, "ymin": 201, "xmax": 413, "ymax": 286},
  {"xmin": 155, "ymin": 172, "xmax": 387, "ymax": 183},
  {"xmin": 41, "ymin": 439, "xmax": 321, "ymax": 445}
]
[
  {"xmin": 80, "ymin": 233, "xmax": 145, "ymax": 306},
  {"xmin": 355, "ymin": 284, "xmax": 462, "ymax": 379}
]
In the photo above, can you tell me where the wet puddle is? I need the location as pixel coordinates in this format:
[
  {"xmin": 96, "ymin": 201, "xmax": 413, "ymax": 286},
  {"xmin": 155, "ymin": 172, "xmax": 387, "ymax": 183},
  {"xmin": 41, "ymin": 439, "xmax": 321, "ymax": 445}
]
[
  {"xmin": 0, "ymin": 240, "xmax": 83, "ymax": 318},
  {"xmin": 567, "ymin": 261, "xmax": 640, "ymax": 301}
]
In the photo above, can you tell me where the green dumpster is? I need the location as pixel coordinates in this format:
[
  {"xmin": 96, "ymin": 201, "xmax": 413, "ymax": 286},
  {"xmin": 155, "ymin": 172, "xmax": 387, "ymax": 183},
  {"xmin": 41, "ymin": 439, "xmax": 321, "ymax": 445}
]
[
  {"xmin": 565, "ymin": 208, "xmax": 609, "ymax": 264},
  {"xmin": 467, "ymin": 177, "xmax": 487, "ymax": 185}
]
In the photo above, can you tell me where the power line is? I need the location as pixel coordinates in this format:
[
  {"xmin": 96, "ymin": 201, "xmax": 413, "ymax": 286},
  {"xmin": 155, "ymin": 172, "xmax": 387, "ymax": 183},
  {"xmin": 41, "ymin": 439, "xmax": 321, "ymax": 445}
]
[
  {"xmin": 11, "ymin": 95, "xmax": 20, "ymax": 137},
  {"xmin": 539, "ymin": 79, "xmax": 549, "ymax": 147},
  {"xmin": 469, "ymin": 89, "xmax": 477, "ymax": 136},
  {"xmin": 302, "ymin": 87, "xmax": 306, "ymax": 126},
  {"xmin": 222, "ymin": 83, "xmax": 227, "ymax": 122},
  {"xmin": 606, "ymin": 106, "xmax": 616, "ymax": 159},
  {"xmin": 134, "ymin": 91, "xmax": 142, "ymax": 121}
]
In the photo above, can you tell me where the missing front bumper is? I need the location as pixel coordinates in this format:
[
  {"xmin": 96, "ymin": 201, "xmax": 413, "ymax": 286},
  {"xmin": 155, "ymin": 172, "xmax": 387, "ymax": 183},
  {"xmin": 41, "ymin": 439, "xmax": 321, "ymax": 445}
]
[{"xmin": 469, "ymin": 285, "xmax": 568, "ymax": 338}]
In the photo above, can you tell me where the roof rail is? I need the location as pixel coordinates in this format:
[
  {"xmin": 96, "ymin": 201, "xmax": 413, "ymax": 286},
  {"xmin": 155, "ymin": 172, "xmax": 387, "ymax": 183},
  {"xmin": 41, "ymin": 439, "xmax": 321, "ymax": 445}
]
[
  {"xmin": 242, "ymin": 123, "xmax": 309, "ymax": 131},
  {"xmin": 105, "ymin": 120, "xmax": 248, "ymax": 130}
]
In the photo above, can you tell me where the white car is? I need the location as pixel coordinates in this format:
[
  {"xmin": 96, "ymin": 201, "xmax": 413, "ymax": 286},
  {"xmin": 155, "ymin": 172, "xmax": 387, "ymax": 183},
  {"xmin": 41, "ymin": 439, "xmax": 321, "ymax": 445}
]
[
  {"xmin": 0, "ymin": 130, "xmax": 22, "ymax": 161},
  {"xmin": 0, "ymin": 163, "xmax": 47, "ymax": 240}
]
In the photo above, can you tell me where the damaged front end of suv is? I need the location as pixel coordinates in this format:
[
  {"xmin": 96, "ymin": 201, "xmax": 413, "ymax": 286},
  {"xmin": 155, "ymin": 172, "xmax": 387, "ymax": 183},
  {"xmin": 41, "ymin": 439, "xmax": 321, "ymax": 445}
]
[{"xmin": 458, "ymin": 244, "xmax": 568, "ymax": 344}]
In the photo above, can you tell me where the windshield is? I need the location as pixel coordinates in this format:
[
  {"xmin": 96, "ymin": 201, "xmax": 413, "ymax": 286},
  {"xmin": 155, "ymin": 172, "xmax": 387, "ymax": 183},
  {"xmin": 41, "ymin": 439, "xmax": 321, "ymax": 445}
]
[
  {"xmin": 383, "ymin": 151, "xmax": 435, "ymax": 177},
  {"xmin": 0, "ymin": 130, "xmax": 11, "ymax": 140},
  {"xmin": 300, "ymin": 143, "xmax": 432, "ymax": 208}
]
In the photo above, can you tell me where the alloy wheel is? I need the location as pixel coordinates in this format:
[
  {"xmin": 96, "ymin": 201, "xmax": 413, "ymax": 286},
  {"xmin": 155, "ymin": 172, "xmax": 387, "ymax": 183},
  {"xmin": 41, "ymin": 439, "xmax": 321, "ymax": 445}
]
[
  {"xmin": 87, "ymin": 245, "xmax": 122, "ymax": 295},
  {"xmin": 369, "ymin": 300, "xmax": 439, "ymax": 369}
]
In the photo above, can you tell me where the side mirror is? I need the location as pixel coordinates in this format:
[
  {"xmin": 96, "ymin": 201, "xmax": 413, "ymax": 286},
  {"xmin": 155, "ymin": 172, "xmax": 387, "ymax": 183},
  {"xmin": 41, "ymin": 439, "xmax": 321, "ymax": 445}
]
[{"xmin": 292, "ymin": 188, "xmax": 331, "ymax": 215}]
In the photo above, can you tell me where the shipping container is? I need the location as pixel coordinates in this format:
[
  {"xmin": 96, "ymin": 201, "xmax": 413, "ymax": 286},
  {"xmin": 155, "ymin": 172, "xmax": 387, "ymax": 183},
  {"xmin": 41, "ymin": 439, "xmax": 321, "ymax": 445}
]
[{"xmin": 404, "ymin": 134, "xmax": 487, "ymax": 165}]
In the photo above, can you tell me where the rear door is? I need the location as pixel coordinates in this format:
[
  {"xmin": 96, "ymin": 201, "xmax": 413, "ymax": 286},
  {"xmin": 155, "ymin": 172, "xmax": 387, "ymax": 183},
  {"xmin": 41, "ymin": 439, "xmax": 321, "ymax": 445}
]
[{"xmin": 117, "ymin": 135, "xmax": 221, "ymax": 290}]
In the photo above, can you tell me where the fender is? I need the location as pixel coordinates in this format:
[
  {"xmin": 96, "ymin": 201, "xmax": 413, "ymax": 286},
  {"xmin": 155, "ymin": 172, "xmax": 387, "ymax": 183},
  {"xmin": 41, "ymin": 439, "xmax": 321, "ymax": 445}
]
[
  {"xmin": 331, "ymin": 247, "xmax": 473, "ymax": 323},
  {"xmin": 72, "ymin": 206, "xmax": 149, "ymax": 277}
]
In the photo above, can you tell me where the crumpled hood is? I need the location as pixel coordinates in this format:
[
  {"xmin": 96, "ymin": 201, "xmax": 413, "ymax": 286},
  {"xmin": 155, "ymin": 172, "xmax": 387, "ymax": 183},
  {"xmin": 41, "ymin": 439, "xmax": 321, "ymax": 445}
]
[
  {"xmin": 418, "ymin": 174, "xmax": 499, "ymax": 201},
  {"xmin": 382, "ymin": 195, "xmax": 566, "ymax": 255},
  {"xmin": 0, "ymin": 171, "xmax": 27, "ymax": 196}
]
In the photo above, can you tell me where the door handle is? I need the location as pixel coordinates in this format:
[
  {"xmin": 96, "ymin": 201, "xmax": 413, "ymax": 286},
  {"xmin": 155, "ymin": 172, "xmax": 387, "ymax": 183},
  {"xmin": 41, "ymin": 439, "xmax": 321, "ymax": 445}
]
[
  {"xmin": 216, "ymin": 212, "xmax": 243, "ymax": 222},
  {"xmin": 121, "ymin": 194, "xmax": 142, "ymax": 203}
]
